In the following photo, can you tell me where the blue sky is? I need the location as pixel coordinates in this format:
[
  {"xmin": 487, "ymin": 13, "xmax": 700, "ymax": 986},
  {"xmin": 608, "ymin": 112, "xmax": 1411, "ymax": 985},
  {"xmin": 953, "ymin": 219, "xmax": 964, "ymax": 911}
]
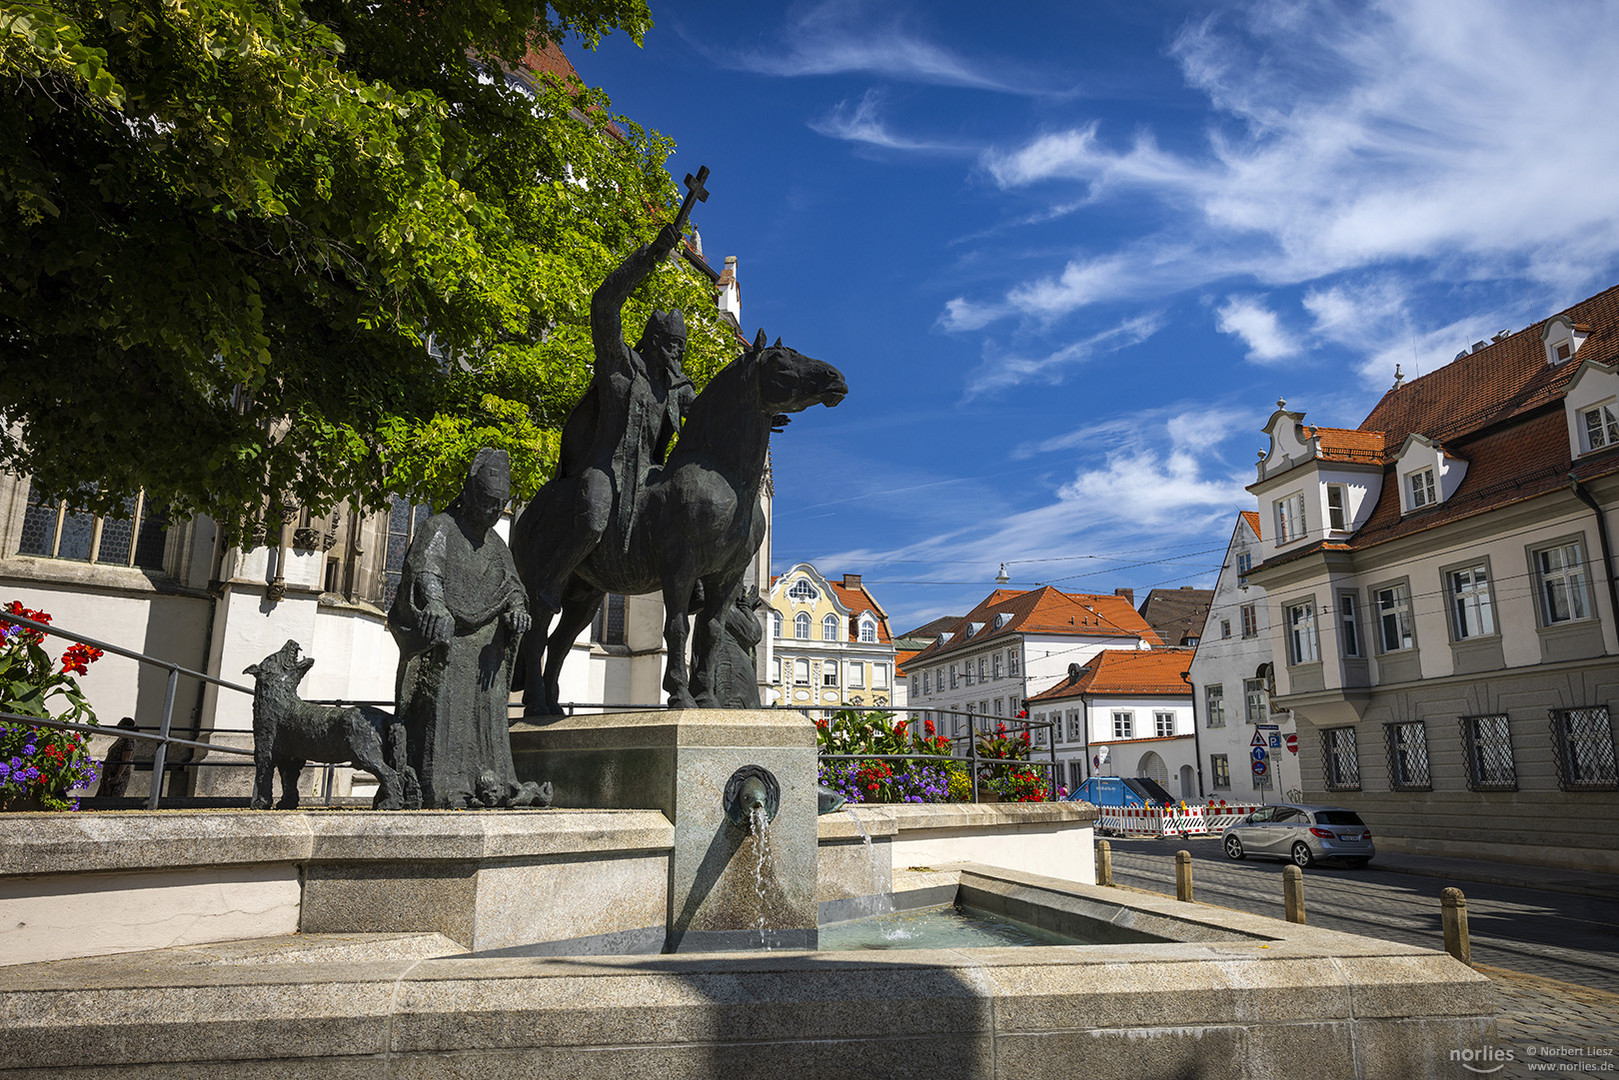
[{"xmin": 567, "ymin": 0, "xmax": 1619, "ymax": 634}]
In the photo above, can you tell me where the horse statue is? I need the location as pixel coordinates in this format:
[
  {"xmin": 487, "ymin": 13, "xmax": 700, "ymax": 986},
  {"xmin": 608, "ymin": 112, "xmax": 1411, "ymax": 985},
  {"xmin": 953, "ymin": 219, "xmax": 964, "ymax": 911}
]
[{"xmin": 512, "ymin": 330, "xmax": 846, "ymax": 713}]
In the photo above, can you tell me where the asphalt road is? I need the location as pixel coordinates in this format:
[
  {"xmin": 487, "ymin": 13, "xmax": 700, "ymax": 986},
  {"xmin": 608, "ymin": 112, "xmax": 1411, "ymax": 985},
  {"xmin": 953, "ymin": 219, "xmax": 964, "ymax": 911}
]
[{"xmin": 1105, "ymin": 836, "xmax": 1619, "ymax": 994}]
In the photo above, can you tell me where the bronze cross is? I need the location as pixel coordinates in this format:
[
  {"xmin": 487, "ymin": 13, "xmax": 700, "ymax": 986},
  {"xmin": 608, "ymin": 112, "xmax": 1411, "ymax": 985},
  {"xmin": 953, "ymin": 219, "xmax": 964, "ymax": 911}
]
[{"xmin": 673, "ymin": 165, "xmax": 710, "ymax": 231}]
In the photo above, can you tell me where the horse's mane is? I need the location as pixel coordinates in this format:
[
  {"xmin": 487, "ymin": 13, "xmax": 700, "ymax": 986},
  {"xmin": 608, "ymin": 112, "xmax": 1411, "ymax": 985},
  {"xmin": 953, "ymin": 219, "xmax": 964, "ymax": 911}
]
[{"xmin": 669, "ymin": 343, "xmax": 762, "ymax": 462}]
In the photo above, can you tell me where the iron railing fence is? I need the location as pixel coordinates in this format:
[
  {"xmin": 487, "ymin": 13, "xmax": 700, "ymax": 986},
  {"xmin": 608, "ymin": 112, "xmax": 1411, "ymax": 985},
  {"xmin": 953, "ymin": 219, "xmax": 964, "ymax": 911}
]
[{"xmin": 1, "ymin": 611, "xmax": 1068, "ymax": 808}]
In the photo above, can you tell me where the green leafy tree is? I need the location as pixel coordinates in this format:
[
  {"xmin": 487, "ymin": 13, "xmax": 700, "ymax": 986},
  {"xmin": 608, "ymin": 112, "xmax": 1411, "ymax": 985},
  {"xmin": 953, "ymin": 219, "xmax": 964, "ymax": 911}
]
[{"xmin": 0, "ymin": 0, "xmax": 735, "ymax": 535}]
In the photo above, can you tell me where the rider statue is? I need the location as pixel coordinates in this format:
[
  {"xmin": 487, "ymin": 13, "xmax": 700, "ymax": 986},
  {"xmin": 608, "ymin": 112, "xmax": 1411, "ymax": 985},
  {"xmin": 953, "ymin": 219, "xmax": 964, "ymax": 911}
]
[{"xmin": 525, "ymin": 229, "xmax": 697, "ymax": 620}]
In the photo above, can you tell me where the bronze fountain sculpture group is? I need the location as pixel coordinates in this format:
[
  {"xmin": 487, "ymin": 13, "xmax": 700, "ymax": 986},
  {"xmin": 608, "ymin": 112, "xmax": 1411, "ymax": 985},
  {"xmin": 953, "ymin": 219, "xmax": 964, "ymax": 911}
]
[{"xmin": 245, "ymin": 169, "xmax": 848, "ymax": 810}]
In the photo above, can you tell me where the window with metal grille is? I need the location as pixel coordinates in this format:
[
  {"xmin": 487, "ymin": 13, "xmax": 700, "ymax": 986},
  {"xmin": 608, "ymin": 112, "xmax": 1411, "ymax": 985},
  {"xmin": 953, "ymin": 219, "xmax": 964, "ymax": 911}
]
[
  {"xmin": 1205, "ymin": 684, "xmax": 1225, "ymax": 728},
  {"xmin": 1385, "ymin": 721, "xmax": 1431, "ymax": 790},
  {"xmin": 1321, "ymin": 726, "xmax": 1361, "ymax": 790},
  {"xmin": 1210, "ymin": 753, "xmax": 1231, "ymax": 789},
  {"xmin": 1459, "ymin": 714, "xmax": 1517, "ymax": 791},
  {"xmin": 1549, "ymin": 707, "xmax": 1619, "ymax": 791},
  {"xmin": 19, "ymin": 485, "xmax": 169, "ymax": 572}
]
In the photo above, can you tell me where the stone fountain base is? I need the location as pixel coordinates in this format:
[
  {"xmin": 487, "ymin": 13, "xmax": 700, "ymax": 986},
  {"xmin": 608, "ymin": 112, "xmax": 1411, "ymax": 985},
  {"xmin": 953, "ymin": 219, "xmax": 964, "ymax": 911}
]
[{"xmin": 509, "ymin": 709, "xmax": 819, "ymax": 951}]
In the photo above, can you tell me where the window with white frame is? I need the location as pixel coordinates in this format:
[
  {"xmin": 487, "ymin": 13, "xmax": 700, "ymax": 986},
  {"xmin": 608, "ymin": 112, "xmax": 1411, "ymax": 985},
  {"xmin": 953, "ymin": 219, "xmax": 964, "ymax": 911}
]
[
  {"xmin": 1112, "ymin": 711, "xmax": 1133, "ymax": 738},
  {"xmin": 1339, "ymin": 591, "xmax": 1361, "ymax": 657},
  {"xmin": 1210, "ymin": 754, "xmax": 1231, "ymax": 789},
  {"xmin": 821, "ymin": 614, "xmax": 840, "ymax": 641},
  {"xmin": 992, "ymin": 653, "xmax": 1004, "ymax": 679},
  {"xmin": 964, "ymin": 661, "xmax": 974, "ymax": 686},
  {"xmin": 978, "ymin": 657, "xmax": 988, "ymax": 681},
  {"xmin": 910, "ymin": 674, "xmax": 918, "ymax": 697},
  {"xmin": 770, "ymin": 657, "xmax": 781, "ymax": 684},
  {"xmin": 787, "ymin": 578, "xmax": 819, "ymax": 603},
  {"xmin": 794, "ymin": 612, "xmax": 811, "ymax": 639},
  {"xmin": 1449, "ymin": 563, "xmax": 1496, "ymax": 639},
  {"xmin": 846, "ymin": 662, "xmax": 865, "ymax": 689},
  {"xmin": 1582, "ymin": 402, "xmax": 1619, "ymax": 453},
  {"xmin": 1244, "ymin": 678, "xmax": 1267, "ymax": 723},
  {"xmin": 1274, "ymin": 492, "xmax": 1307, "ymax": 544},
  {"xmin": 1221, "ymin": 619, "xmax": 1231, "ymax": 639},
  {"xmin": 874, "ymin": 664, "xmax": 890, "ymax": 690},
  {"xmin": 858, "ymin": 617, "xmax": 877, "ymax": 643},
  {"xmin": 921, "ymin": 670, "xmax": 930, "ymax": 694},
  {"xmin": 1240, "ymin": 604, "xmax": 1258, "ymax": 638},
  {"xmin": 1237, "ymin": 552, "xmax": 1252, "ymax": 584},
  {"xmin": 1321, "ymin": 726, "xmax": 1361, "ymax": 790},
  {"xmin": 1375, "ymin": 583, "xmax": 1414, "ymax": 652},
  {"xmin": 1287, "ymin": 600, "xmax": 1319, "ymax": 665},
  {"xmin": 1533, "ymin": 540, "xmax": 1591, "ymax": 625},
  {"xmin": 793, "ymin": 658, "xmax": 810, "ymax": 685},
  {"xmin": 771, "ymin": 610, "xmax": 782, "ymax": 638},
  {"xmin": 1407, "ymin": 468, "xmax": 1437, "ymax": 509},
  {"xmin": 1008, "ymin": 650, "xmax": 1020, "ymax": 676},
  {"xmin": 1154, "ymin": 711, "xmax": 1175, "ymax": 737},
  {"xmin": 950, "ymin": 665, "xmax": 959, "ymax": 689},
  {"xmin": 993, "ymin": 698, "xmax": 1004, "ymax": 716},
  {"xmin": 1205, "ymin": 684, "xmax": 1225, "ymax": 728},
  {"xmin": 1326, "ymin": 484, "xmax": 1348, "ymax": 530},
  {"xmin": 821, "ymin": 660, "xmax": 839, "ymax": 687},
  {"xmin": 1067, "ymin": 712, "xmax": 1084, "ymax": 742}
]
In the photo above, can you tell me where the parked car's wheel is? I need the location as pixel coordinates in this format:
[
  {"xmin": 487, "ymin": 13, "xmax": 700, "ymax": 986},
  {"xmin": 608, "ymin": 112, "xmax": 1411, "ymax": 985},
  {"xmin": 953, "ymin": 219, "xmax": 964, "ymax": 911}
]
[
  {"xmin": 1290, "ymin": 842, "xmax": 1314, "ymax": 869},
  {"xmin": 1223, "ymin": 834, "xmax": 1245, "ymax": 860}
]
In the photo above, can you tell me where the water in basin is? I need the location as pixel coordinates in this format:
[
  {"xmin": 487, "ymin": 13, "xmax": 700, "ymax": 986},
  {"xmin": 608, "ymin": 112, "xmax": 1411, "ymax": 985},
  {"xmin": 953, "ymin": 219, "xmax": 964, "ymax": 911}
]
[{"xmin": 818, "ymin": 904, "xmax": 1086, "ymax": 950}]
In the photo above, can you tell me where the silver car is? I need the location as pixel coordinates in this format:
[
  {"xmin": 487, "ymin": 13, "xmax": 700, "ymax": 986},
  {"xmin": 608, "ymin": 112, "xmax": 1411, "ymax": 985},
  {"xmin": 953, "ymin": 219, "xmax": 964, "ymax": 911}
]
[{"xmin": 1221, "ymin": 803, "xmax": 1374, "ymax": 868}]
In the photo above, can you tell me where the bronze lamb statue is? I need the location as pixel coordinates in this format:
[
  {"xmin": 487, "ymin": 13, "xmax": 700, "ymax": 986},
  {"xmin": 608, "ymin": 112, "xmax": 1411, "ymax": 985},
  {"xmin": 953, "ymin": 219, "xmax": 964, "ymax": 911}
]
[{"xmin": 245, "ymin": 640, "xmax": 417, "ymax": 810}]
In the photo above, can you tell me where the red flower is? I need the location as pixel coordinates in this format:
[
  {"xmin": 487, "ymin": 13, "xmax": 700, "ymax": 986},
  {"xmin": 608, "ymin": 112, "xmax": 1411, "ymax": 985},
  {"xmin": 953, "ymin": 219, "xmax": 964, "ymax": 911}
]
[{"xmin": 924, "ymin": 719, "xmax": 936, "ymax": 736}]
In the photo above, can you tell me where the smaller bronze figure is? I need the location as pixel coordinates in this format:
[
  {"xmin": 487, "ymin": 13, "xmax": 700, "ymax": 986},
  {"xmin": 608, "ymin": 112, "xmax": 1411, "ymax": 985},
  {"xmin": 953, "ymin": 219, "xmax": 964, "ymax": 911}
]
[
  {"xmin": 389, "ymin": 448, "xmax": 549, "ymax": 809},
  {"xmin": 245, "ymin": 640, "xmax": 416, "ymax": 810},
  {"xmin": 710, "ymin": 585, "xmax": 767, "ymax": 709}
]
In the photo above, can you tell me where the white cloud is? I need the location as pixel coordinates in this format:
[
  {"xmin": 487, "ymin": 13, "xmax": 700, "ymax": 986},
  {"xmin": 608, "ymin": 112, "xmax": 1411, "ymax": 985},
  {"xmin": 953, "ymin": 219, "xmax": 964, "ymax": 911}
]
[
  {"xmin": 809, "ymin": 90, "xmax": 973, "ymax": 152},
  {"xmin": 948, "ymin": 0, "xmax": 1619, "ymax": 326},
  {"xmin": 964, "ymin": 312, "xmax": 1163, "ymax": 398},
  {"xmin": 1215, "ymin": 295, "xmax": 1298, "ymax": 362},
  {"xmin": 725, "ymin": 0, "xmax": 1057, "ymax": 95}
]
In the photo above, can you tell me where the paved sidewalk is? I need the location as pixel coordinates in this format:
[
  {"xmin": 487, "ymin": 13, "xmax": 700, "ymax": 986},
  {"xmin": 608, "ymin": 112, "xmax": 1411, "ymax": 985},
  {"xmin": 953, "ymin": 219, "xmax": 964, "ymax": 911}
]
[{"xmin": 1485, "ymin": 965, "xmax": 1619, "ymax": 1079}]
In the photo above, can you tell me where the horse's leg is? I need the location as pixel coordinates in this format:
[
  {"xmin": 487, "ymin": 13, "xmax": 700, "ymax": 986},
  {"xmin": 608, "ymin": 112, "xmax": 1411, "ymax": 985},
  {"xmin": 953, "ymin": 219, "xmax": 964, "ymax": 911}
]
[
  {"xmin": 660, "ymin": 561, "xmax": 699, "ymax": 710},
  {"xmin": 691, "ymin": 573, "xmax": 745, "ymax": 708},
  {"xmin": 541, "ymin": 577, "xmax": 604, "ymax": 716}
]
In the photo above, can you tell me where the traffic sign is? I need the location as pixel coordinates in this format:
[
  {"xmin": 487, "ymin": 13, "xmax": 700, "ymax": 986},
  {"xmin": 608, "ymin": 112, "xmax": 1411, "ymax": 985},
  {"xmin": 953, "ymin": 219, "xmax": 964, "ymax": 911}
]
[
  {"xmin": 1268, "ymin": 734, "xmax": 1282, "ymax": 748},
  {"xmin": 1256, "ymin": 723, "xmax": 1280, "ymax": 731},
  {"xmin": 1251, "ymin": 760, "xmax": 1269, "ymax": 776},
  {"xmin": 1285, "ymin": 733, "xmax": 1298, "ymax": 755},
  {"xmin": 1251, "ymin": 747, "xmax": 1268, "ymax": 762},
  {"xmin": 1250, "ymin": 730, "xmax": 1267, "ymax": 748}
]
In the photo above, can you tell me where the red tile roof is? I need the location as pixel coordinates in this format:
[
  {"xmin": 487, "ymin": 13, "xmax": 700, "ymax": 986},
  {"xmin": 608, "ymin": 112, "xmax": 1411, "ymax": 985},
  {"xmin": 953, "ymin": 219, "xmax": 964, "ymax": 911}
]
[
  {"xmin": 1306, "ymin": 426, "xmax": 1386, "ymax": 464},
  {"xmin": 1240, "ymin": 510, "xmax": 1262, "ymax": 540},
  {"xmin": 1027, "ymin": 648, "xmax": 1193, "ymax": 702},
  {"xmin": 906, "ymin": 586, "xmax": 1162, "ymax": 666},
  {"xmin": 1259, "ymin": 283, "xmax": 1619, "ymax": 566},
  {"xmin": 829, "ymin": 579, "xmax": 893, "ymax": 645}
]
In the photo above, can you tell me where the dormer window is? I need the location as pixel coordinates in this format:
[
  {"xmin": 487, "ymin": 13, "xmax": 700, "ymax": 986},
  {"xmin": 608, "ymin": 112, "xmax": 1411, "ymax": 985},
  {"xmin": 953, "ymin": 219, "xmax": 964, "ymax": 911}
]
[
  {"xmin": 858, "ymin": 616, "xmax": 877, "ymax": 643},
  {"xmin": 1274, "ymin": 492, "xmax": 1306, "ymax": 544},
  {"xmin": 993, "ymin": 612, "xmax": 1011, "ymax": 629},
  {"xmin": 1582, "ymin": 402, "xmax": 1619, "ymax": 453},
  {"xmin": 1326, "ymin": 484, "xmax": 1348, "ymax": 530},
  {"xmin": 1408, "ymin": 468, "xmax": 1437, "ymax": 509},
  {"xmin": 1542, "ymin": 316, "xmax": 1590, "ymax": 367},
  {"xmin": 966, "ymin": 621, "xmax": 984, "ymax": 637}
]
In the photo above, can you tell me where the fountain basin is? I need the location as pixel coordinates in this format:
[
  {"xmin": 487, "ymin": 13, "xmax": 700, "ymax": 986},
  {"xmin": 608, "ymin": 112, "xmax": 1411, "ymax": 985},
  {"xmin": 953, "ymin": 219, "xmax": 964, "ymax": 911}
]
[{"xmin": 0, "ymin": 862, "xmax": 1494, "ymax": 1079}]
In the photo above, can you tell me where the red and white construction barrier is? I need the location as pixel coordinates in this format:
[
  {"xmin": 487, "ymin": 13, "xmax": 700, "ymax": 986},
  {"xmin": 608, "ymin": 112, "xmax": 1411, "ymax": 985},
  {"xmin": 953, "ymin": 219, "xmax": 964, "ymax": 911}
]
[{"xmin": 1094, "ymin": 803, "xmax": 1262, "ymax": 838}]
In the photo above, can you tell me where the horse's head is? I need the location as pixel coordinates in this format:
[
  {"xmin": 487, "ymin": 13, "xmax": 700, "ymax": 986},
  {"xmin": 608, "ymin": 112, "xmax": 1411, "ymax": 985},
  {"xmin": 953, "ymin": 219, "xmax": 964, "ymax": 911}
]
[{"xmin": 749, "ymin": 329, "xmax": 848, "ymax": 417}]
